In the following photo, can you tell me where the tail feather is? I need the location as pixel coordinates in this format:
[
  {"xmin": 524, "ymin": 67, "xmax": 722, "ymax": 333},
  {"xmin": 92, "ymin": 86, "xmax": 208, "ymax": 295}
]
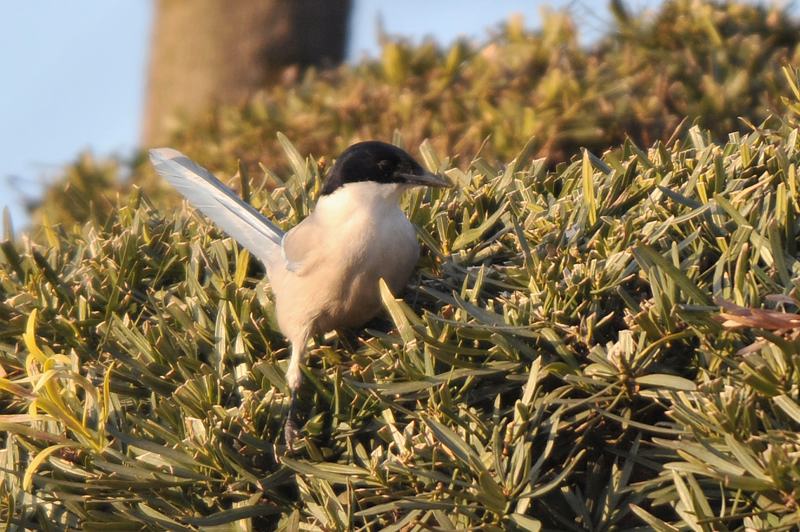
[{"xmin": 149, "ymin": 148, "xmax": 283, "ymax": 268}]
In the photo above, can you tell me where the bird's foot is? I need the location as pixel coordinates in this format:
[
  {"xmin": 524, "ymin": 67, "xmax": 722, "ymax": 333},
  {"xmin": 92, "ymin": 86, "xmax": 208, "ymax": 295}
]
[
  {"xmin": 284, "ymin": 390, "xmax": 303, "ymax": 449},
  {"xmin": 284, "ymin": 417, "xmax": 301, "ymax": 449}
]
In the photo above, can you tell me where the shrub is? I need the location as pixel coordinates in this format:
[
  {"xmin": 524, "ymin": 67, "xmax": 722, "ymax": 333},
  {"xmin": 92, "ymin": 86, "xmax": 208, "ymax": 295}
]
[
  {"xmin": 2, "ymin": 66, "xmax": 800, "ymax": 527},
  {"xmin": 28, "ymin": 0, "xmax": 800, "ymax": 227}
]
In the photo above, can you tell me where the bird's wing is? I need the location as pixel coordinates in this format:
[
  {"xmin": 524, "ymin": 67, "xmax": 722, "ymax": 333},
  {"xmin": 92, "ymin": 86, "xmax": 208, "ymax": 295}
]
[
  {"xmin": 280, "ymin": 214, "xmax": 325, "ymax": 276},
  {"xmin": 149, "ymin": 148, "xmax": 284, "ymax": 268}
]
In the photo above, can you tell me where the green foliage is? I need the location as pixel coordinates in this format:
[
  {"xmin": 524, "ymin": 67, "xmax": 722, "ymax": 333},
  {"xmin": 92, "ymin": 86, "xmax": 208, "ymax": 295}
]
[
  {"xmin": 28, "ymin": 153, "xmax": 126, "ymax": 228},
  {"xmin": 4, "ymin": 1, "xmax": 800, "ymax": 529},
  {"xmin": 4, "ymin": 88, "xmax": 800, "ymax": 527},
  {"xmin": 164, "ymin": 0, "xmax": 797, "ymax": 169},
  {"xmin": 30, "ymin": 0, "xmax": 800, "ymax": 228}
]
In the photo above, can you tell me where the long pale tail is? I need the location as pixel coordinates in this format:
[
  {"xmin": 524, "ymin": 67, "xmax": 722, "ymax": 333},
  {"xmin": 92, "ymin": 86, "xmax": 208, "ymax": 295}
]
[{"xmin": 149, "ymin": 148, "xmax": 284, "ymax": 268}]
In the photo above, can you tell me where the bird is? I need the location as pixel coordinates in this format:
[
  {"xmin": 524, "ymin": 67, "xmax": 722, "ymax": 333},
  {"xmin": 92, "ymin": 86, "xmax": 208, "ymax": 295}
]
[{"xmin": 149, "ymin": 141, "xmax": 449, "ymax": 445}]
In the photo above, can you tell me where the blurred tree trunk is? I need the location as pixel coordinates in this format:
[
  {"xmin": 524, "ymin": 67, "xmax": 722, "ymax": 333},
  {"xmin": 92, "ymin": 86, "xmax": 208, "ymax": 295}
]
[{"xmin": 143, "ymin": 0, "xmax": 352, "ymax": 145}]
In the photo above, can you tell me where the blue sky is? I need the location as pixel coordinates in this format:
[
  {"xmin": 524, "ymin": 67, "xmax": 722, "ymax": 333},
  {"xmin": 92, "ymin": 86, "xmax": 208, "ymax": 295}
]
[{"xmin": 0, "ymin": 0, "xmax": 661, "ymax": 234}]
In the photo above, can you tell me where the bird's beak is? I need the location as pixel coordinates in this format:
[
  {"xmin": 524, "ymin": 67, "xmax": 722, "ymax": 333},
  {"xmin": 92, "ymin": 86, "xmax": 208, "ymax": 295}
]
[{"xmin": 399, "ymin": 171, "xmax": 451, "ymax": 188}]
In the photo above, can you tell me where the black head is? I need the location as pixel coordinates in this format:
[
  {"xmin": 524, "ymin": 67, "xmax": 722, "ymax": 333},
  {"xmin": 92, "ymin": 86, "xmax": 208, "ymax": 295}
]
[{"xmin": 320, "ymin": 141, "xmax": 449, "ymax": 196}]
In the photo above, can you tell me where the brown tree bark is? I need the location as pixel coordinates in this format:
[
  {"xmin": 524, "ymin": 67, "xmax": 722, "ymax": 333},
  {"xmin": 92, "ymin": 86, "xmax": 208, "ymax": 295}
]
[{"xmin": 143, "ymin": 0, "xmax": 352, "ymax": 145}]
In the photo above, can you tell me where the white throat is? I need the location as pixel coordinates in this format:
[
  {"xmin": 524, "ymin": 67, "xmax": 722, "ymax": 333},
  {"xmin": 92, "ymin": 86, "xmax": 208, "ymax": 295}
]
[{"xmin": 317, "ymin": 181, "xmax": 409, "ymax": 213}]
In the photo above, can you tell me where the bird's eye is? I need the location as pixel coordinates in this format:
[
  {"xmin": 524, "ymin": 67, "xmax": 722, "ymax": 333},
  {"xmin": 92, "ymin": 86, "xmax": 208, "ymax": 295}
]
[{"xmin": 377, "ymin": 160, "xmax": 392, "ymax": 173}]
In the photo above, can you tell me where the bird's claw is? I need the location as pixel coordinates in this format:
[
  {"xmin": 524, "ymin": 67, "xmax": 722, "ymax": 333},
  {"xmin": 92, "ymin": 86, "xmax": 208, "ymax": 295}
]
[
  {"xmin": 284, "ymin": 389, "xmax": 302, "ymax": 449},
  {"xmin": 284, "ymin": 417, "xmax": 301, "ymax": 449}
]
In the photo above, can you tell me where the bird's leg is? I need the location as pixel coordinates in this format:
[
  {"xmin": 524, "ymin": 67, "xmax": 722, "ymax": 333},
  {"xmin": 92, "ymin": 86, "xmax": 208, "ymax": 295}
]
[
  {"xmin": 285, "ymin": 390, "xmax": 301, "ymax": 448},
  {"xmin": 284, "ymin": 339, "xmax": 308, "ymax": 447}
]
